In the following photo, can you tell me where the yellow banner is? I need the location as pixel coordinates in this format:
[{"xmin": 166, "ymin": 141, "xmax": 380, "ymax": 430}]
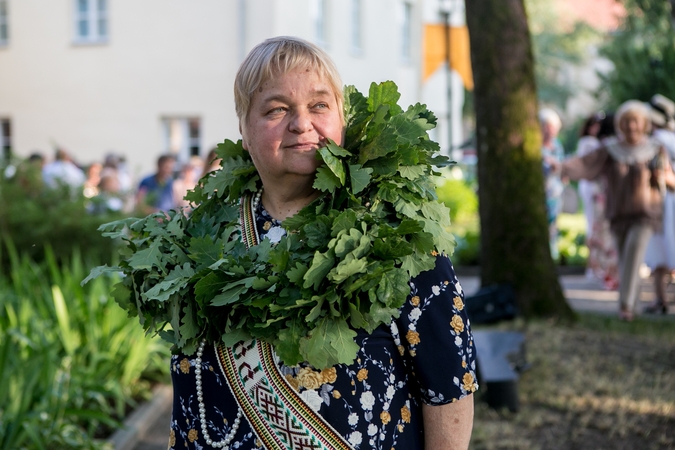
[{"xmin": 423, "ymin": 24, "xmax": 474, "ymax": 91}]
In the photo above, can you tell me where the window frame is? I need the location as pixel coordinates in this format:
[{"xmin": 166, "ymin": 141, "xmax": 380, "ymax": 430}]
[
  {"xmin": 311, "ymin": 0, "xmax": 329, "ymax": 48},
  {"xmin": 0, "ymin": 0, "xmax": 9, "ymax": 47},
  {"xmin": 73, "ymin": 0, "xmax": 109, "ymax": 45},
  {"xmin": 399, "ymin": 1, "xmax": 413, "ymax": 64},
  {"xmin": 161, "ymin": 116, "xmax": 201, "ymax": 166},
  {"xmin": 1, "ymin": 118, "xmax": 12, "ymax": 162}
]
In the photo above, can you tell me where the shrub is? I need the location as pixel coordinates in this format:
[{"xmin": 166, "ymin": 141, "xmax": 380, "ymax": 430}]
[
  {"xmin": 0, "ymin": 165, "xmax": 124, "ymax": 270},
  {"xmin": 557, "ymin": 213, "xmax": 588, "ymax": 266},
  {"xmin": 436, "ymin": 178, "xmax": 481, "ymax": 265},
  {"xmin": 436, "ymin": 178, "xmax": 479, "ymax": 224},
  {"xmin": 0, "ymin": 245, "xmax": 170, "ymax": 449}
]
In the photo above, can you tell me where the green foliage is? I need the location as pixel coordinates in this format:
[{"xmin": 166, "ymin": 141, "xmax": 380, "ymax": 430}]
[
  {"xmin": 435, "ymin": 178, "xmax": 478, "ymax": 223},
  {"xmin": 557, "ymin": 213, "xmax": 588, "ymax": 266},
  {"xmin": 453, "ymin": 229, "xmax": 481, "ymax": 266},
  {"xmin": 435, "ymin": 178, "xmax": 480, "ymax": 266},
  {"xmin": 525, "ymin": 0, "xmax": 601, "ymax": 110},
  {"xmin": 0, "ymin": 165, "xmax": 123, "ymax": 271},
  {"xmin": 0, "ymin": 245, "xmax": 170, "ymax": 449},
  {"xmin": 598, "ymin": 0, "xmax": 675, "ymax": 107},
  {"xmin": 90, "ymin": 82, "xmax": 454, "ymax": 369}
]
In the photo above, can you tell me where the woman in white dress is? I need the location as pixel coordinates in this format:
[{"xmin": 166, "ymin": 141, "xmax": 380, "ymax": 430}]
[
  {"xmin": 576, "ymin": 114, "xmax": 603, "ymax": 278},
  {"xmin": 645, "ymin": 95, "xmax": 675, "ymax": 313}
]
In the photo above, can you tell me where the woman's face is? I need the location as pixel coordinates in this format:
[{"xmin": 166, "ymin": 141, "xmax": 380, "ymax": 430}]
[
  {"xmin": 620, "ymin": 113, "xmax": 647, "ymax": 145},
  {"xmin": 588, "ymin": 122, "xmax": 601, "ymax": 137},
  {"xmin": 241, "ymin": 67, "xmax": 343, "ymax": 189}
]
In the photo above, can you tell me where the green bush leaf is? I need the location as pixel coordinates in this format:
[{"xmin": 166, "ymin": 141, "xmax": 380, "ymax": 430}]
[
  {"xmin": 127, "ymin": 240, "xmax": 163, "ymax": 271},
  {"xmin": 303, "ymin": 250, "xmax": 336, "ymax": 290},
  {"xmin": 318, "ymin": 146, "xmax": 346, "ymax": 185},
  {"xmin": 349, "ymin": 164, "xmax": 373, "ymax": 195},
  {"xmin": 300, "ymin": 318, "xmax": 359, "ymax": 367},
  {"xmin": 313, "ymin": 167, "xmax": 342, "ymax": 192}
]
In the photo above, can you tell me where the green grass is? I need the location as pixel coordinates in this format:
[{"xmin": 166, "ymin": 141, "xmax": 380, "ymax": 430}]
[
  {"xmin": 471, "ymin": 313, "xmax": 675, "ymax": 449},
  {"xmin": 0, "ymin": 243, "xmax": 170, "ymax": 449}
]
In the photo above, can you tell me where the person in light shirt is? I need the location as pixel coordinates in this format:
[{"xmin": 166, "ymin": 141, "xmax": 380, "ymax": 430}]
[{"xmin": 644, "ymin": 94, "xmax": 675, "ymax": 314}]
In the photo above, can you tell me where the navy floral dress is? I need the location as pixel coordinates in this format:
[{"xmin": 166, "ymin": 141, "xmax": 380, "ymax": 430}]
[{"xmin": 168, "ymin": 204, "xmax": 478, "ymax": 449}]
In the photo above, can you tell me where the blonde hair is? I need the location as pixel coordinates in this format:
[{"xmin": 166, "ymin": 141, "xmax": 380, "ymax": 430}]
[
  {"xmin": 538, "ymin": 108, "xmax": 562, "ymax": 133},
  {"xmin": 234, "ymin": 36, "xmax": 344, "ymax": 129},
  {"xmin": 614, "ymin": 100, "xmax": 652, "ymax": 138}
]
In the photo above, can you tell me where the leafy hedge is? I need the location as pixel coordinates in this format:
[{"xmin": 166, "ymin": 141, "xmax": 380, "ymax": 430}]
[{"xmin": 0, "ymin": 165, "xmax": 123, "ymax": 271}]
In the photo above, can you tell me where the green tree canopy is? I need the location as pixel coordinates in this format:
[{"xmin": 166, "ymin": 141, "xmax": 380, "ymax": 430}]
[
  {"xmin": 599, "ymin": 0, "xmax": 675, "ymax": 107},
  {"xmin": 526, "ymin": 0, "xmax": 601, "ymax": 111}
]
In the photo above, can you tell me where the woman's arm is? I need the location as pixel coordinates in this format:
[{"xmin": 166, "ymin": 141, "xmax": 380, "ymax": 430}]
[
  {"xmin": 666, "ymin": 168, "xmax": 675, "ymax": 190},
  {"xmin": 561, "ymin": 147, "xmax": 609, "ymax": 181},
  {"xmin": 422, "ymin": 394, "xmax": 474, "ymax": 450}
]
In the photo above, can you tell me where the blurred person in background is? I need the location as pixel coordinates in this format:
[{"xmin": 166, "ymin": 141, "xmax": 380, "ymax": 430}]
[
  {"xmin": 540, "ymin": 108, "xmax": 566, "ymax": 260},
  {"xmin": 560, "ymin": 100, "xmax": 675, "ymax": 320},
  {"xmin": 83, "ymin": 162, "xmax": 103, "ymax": 198},
  {"xmin": 173, "ymin": 156, "xmax": 203, "ymax": 209},
  {"xmin": 42, "ymin": 148, "xmax": 86, "ymax": 191},
  {"xmin": 574, "ymin": 112, "xmax": 617, "ymax": 284},
  {"xmin": 201, "ymin": 146, "xmax": 222, "ymax": 177},
  {"xmin": 104, "ymin": 153, "xmax": 133, "ymax": 193},
  {"xmin": 135, "ymin": 154, "xmax": 176, "ymax": 215},
  {"xmin": 644, "ymin": 94, "xmax": 675, "ymax": 313},
  {"xmin": 87, "ymin": 169, "xmax": 124, "ymax": 214},
  {"xmin": 576, "ymin": 113, "xmax": 603, "ymax": 245}
]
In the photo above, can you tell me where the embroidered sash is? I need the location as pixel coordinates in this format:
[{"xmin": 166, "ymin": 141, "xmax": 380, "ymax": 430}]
[{"xmin": 214, "ymin": 193, "xmax": 352, "ymax": 450}]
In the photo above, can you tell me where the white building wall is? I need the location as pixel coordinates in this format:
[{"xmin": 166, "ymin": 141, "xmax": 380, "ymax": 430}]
[{"xmin": 0, "ymin": 0, "xmax": 424, "ymax": 178}]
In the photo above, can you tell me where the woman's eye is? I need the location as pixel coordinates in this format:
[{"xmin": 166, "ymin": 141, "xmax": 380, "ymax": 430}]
[
  {"xmin": 267, "ymin": 107, "xmax": 286, "ymax": 115},
  {"xmin": 314, "ymin": 102, "xmax": 329, "ymax": 109}
]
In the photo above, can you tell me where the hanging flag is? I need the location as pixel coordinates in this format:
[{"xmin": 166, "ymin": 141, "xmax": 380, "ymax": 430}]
[{"xmin": 423, "ymin": 24, "xmax": 474, "ymax": 90}]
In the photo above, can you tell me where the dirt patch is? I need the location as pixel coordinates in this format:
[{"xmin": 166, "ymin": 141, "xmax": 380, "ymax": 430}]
[{"xmin": 471, "ymin": 315, "xmax": 675, "ymax": 450}]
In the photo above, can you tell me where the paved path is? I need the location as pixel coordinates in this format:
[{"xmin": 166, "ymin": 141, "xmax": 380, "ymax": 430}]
[{"xmin": 127, "ymin": 272, "xmax": 674, "ymax": 450}]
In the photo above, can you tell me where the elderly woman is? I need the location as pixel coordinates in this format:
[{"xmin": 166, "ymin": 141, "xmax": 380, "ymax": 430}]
[
  {"xmin": 540, "ymin": 108, "xmax": 566, "ymax": 260},
  {"xmin": 166, "ymin": 37, "xmax": 476, "ymax": 449},
  {"xmin": 561, "ymin": 100, "xmax": 675, "ymax": 320}
]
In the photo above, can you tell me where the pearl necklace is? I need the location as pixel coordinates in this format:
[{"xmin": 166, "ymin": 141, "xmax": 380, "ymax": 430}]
[
  {"xmin": 252, "ymin": 187, "xmax": 263, "ymax": 211},
  {"xmin": 196, "ymin": 187, "xmax": 262, "ymax": 447},
  {"xmin": 195, "ymin": 340, "xmax": 242, "ymax": 448}
]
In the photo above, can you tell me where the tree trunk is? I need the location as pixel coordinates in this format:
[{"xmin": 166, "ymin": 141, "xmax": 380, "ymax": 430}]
[{"xmin": 465, "ymin": 0, "xmax": 575, "ymax": 320}]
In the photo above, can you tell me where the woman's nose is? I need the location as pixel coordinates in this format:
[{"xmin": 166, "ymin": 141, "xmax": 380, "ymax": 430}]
[{"xmin": 289, "ymin": 109, "xmax": 313, "ymax": 134}]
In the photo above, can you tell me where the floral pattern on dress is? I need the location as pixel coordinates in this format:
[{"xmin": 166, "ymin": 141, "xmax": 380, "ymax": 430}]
[{"xmin": 167, "ymin": 202, "xmax": 478, "ymax": 449}]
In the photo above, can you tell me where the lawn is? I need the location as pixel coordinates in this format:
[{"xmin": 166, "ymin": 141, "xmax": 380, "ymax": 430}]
[{"xmin": 471, "ymin": 314, "xmax": 675, "ymax": 450}]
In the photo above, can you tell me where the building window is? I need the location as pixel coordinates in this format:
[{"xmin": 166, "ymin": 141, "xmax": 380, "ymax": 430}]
[
  {"xmin": 1, "ymin": 118, "xmax": 11, "ymax": 163},
  {"xmin": 400, "ymin": 2, "xmax": 412, "ymax": 63},
  {"xmin": 162, "ymin": 117, "xmax": 201, "ymax": 165},
  {"xmin": 311, "ymin": 0, "xmax": 328, "ymax": 47},
  {"xmin": 0, "ymin": 0, "xmax": 8, "ymax": 46},
  {"xmin": 350, "ymin": 0, "xmax": 362, "ymax": 54},
  {"xmin": 74, "ymin": 0, "xmax": 108, "ymax": 44}
]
